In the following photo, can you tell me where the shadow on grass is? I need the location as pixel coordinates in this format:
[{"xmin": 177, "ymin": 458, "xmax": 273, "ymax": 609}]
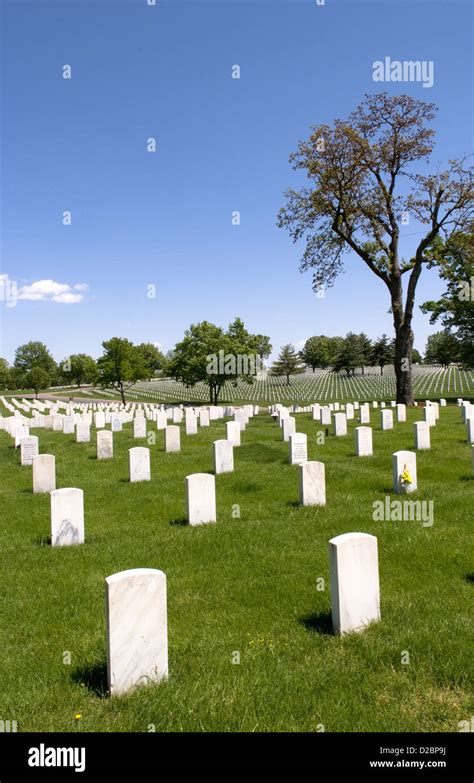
[
  {"xmin": 33, "ymin": 535, "xmax": 51, "ymax": 547},
  {"xmin": 460, "ymin": 474, "xmax": 474, "ymax": 481},
  {"xmin": 169, "ymin": 517, "xmax": 188, "ymax": 527},
  {"xmin": 72, "ymin": 661, "xmax": 108, "ymax": 697},
  {"xmin": 465, "ymin": 573, "xmax": 474, "ymax": 584},
  {"xmin": 299, "ymin": 610, "xmax": 334, "ymax": 636}
]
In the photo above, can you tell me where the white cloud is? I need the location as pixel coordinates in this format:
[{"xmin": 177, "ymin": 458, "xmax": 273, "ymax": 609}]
[{"xmin": 16, "ymin": 278, "xmax": 88, "ymax": 303}]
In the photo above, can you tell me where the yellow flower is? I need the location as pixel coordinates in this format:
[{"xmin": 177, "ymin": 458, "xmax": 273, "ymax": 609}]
[
  {"xmin": 400, "ymin": 464, "xmax": 413, "ymax": 485},
  {"xmin": 74, "ymin": 713, "xmax": 81, "ymax": 721}
]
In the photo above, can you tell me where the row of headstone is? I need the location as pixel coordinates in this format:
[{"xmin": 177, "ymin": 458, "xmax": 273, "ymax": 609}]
[{"xmin": 104, "ymin": 530, "xmax": 382, "ymax": 694}]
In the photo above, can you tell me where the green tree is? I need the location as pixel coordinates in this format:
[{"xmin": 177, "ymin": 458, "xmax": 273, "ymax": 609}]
[
  {"xmin": 270, "ymin": 344, "xmax": 306, "ymax": 385},
  {"xmin": 371, "ymin": 334, "xmax": 394, "ymax": 375},
  {"xmin": 424, "ymin": 331, "xmax": 461, "ymax": 368},
  {"xmin": 135, "ymin": 343, "xmax": 166, "ymax": 379},
  {"xmin": 0, "ymin": 358, "xmax": 10, "ymax": 389},
  {"xmin": 333, "ymin": 332, "xmax": 366, "ymax": 375},
  {"xmin": 356, "ymin": 332, "xmax": 373, "ymax": 375},
  {"xmin": 278, "ymin": 93, "xmax": 473, "ymax": 404},
  {"xmin": 13, "ymin": 341, "xmax": 57, "ymax": 388},
  {"xmin": 25, "ymin": 367, "xmax": 51, "ymax": 398},
  {"xmin": 420, "ymin": 228, "xmax": 474, "ymax": 367},
  {"xmin": 300, "ymin": 336, "xmax": 332, "ymax": 371},
  {"xmin": 97, "ymin": 338, "xmax": 147, "ymax": 404},
  {"xmin": 61, "ymin": 354, "xmax": 97, "ymax": 387},
  {"xmin": 252, "ymin": 334, "xmax": 273, "ymax": 361},
  {"xmin": 412, "ymin": 348, "xmax": 422, "ymax": 364},
  {"xmin": 170, "ymin": 319, "xmax": 259, "ymax": 404}
]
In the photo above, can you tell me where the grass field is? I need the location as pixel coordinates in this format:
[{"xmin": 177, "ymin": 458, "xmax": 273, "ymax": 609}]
[{"xmin": 1, "ymin": 402, "xmax": 473, "ymax": 732}]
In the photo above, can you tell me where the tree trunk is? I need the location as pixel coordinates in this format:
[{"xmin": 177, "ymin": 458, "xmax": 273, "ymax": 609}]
[
  {"xmin": 286, "ymin": 374, "xmax": 290, "ymax": 386},
  {"xmin": 394, "ymin": 325, "xmax": 414, "ymax": 405},
  {"xmin": 119, "ymin": 382, "xmax": 126, "ymax": 405},
  {"xmin": 380, "ymin": 365, "xmax": 383, "ymax": 376}
]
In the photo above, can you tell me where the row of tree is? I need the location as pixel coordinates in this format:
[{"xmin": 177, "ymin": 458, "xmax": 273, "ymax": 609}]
[{"xmin": 0, "ymin": 319, "xmax": 273, "ymax": 404}]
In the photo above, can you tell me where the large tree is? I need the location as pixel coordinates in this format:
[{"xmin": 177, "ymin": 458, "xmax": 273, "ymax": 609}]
[
  {"xmin": 170, "ymin": 318, "xmax": 260, "ymax": 404},
  {"xmin": 300, "ymin": 335, "xmax": 333, "ymax": 371},
  {"xmin": 332, "ymin": 332, "xmax": 368, "ymax": 376},
  {"xmin": 371, "ymin": 334, "xmax": 395, "ymax": 375},
  {"xmin": 60, "ymin": 353, "xmax": 97, "ymax": 387},
  {"xmin": 26, "ymin": 367, "xmax": 51, "ymax": 398},
  {"xmin": 278, "ymin": 93, "xmax": 473, "ymax": 404},
  {"xmin": 270, "ymin": 344, "xmax": 305, "ymax": 385},
  {"xmin": 0, "ymin": 358, "xmax": 10, "ymax": 389},
  {"xmin": 97, "ymin": 338, "xmax": 147, "ymax": 404},
  {"xmin": 424, "ymin": 331, "xmax": 461, "ymax": 368},
  {"xmin": 13, "ymin": 341, "xmax": 57, "ymax": 388},
  {"xmin": 420, "ymin": 228, "xmax": 474, "ymax": 367},
  {"xmin": 135, "ymin": 343, "xmax": 166, "ymax": 378}
]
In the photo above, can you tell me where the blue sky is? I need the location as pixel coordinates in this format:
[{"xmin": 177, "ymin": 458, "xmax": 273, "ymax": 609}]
[{"xmin": 1, "ymin": 0, "xmax": 472, "ymax": 364}]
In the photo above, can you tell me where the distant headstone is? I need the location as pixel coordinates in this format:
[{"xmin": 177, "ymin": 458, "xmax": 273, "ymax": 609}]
[
  {"xmin": 185, "ymin": 473, "xmax": 216, "ymax": 525},
  {"xmin": 424, "ymin": 406, "xmax": 436, "ymax": 427},
  {"xmin": 165, "ymin": 425, "xmax": 180, "ymax": 453},
  {"xmin": 282, "ymin": 416, "xmax": 296, "ymax": 442},
  {"xmin": 299, "ymin": 461, "xmax": 326, "ymax": 506},
  {"xmin": 396, "ymin": 404, "xmax": 406, "ymax": 422},
  {"xmin": 20, "ymin": 436, "xmax": 39, "ymax": 466},
  {"xmin": 199, "ymin": 410, "xmax": 210, "ymax": 428},
  {"xmin": 345, "ymin": 403, "xmax": 354, "ymax": 420},
  {"xmin": 32, "ymin": 454, "xmax": 56, "ymax": 494},
  {"xmin": 155, "ymin": 411, "xmax": 167, "ymax": 430},
  {"xmin": 50, "ymin": 488, "xmax": 84, "ymax": 547},
  {"xmin": 333, "ymin": 412, "xmax": 347, "ymax": 436},
  {"xmin": 233, "ymin": 410, "xmax": 247, "ymax": 431},
  {"xmin": 320, "ymin": 407, "xmax": 331, "ymax": 426},
  {"xmin": 105, "ymin": 568, "xmax": 168, "ymax": 695},
  {"xmin": 111, "ymin": 417, "xmax": 123, "ymax": 432},
  {"xmin": 226, "ymin": 421, "xmax": 241, "ymax": 447},
  {"xmin": 329, "ymin": 532, "xmax": 380, "ymax": 635},
  {"xmin": 94, "ymin": 412, "xmax": 106, "ymax": 429},
  {"xmin": 392, "ymin": 450, "xmax": 417, "ymax": 494},
  {"xmin": 129, "ymin": 447, "xmax": 151, "ymax": 482},
  {"xmin": 133, "ymin": 418, "xmax": 147, "ymax": 439},
  {"xmin": 76, "ymin": 423, "xmax": 91, "ymax": 443},
  {"xmin": 359, "ymin": 404, "xmax": 370, "ymax": 424},
  {"xmin": 381, "ymin": 410, "xmax": 393, "ymax": 430},
  {"xmin": 213, "ymin": 439, "xmax": 234, "ymax": 474},
  {"xmin": 185, "ymin": 414, "xmax": 198, "ymax": 435},
  {"xmin": 289, "ymin": 432, "xmax": 308, "ymax": 465},
  {"xmin": 62, "ymin": 416, "xmax": 75, "ymax": 434},
  {"xmin": 414, "ymin": 421, "xmax": 430, "ymax": 450},
  {"xmin": 97, "ymin": 430, "xmax": 113, "ymax": 460},
  {"xmin": 355, "ymin": 426, "xmax": 373, "ymax": 457}
]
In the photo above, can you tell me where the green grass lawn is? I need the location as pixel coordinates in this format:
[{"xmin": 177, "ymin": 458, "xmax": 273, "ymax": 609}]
[{"xmin": 0, "ymin": 404, "xmax": 473, "ymax": 732}]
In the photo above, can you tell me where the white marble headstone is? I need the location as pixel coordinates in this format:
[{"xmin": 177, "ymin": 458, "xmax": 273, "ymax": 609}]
[
  {"xmin": 97, "ymin": 430, "xmax": 113, "ymax": 460},
  {"xmin": 50, "ymin": 488, "xmax": 84, "ymax": 547},
  {"xmin": 32, "ymin": 454, "xmax": 56, "ymax": 493},
  {"xmin": 226, "ymin": 421, "xmax": 241, "ymax": 447},
  {"xmin": 185, "ymin": 473, "xmax": 216, "ymax": 526},
  {"xmin": 355, "ymin": 426, "xmax": 373, "ymax": 457},
  {"xmin": 289, "ymin": 432, "xmax": 308, "ymax": 465},
  {"xmin": 129, "ymin": 447, "xmax": 151, "ymax": 482},
  {"xmin": 20, "ymin": 436, "xmax": 39, "ymax": 466},
  {"xmin": 329, "ymin": 532, "xmax": 380, "ymax": 635},
  {"xmin": 105, "ymin": 568, "xmax": 168, "ymax": 695},
  {"xmin": 299, "ymin": 461, "xmax": 326, "ymax": 506},
  {"xmin": 392, "ymin": 450, "xmax": 417, "ymax": 494},
  {"xmin": 213, "ymin": 440, "xmax": 233, "ymax": 474},
  {"xmin": 165, "ymin": 425, "xmax": 180, "ymax": 453}
]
